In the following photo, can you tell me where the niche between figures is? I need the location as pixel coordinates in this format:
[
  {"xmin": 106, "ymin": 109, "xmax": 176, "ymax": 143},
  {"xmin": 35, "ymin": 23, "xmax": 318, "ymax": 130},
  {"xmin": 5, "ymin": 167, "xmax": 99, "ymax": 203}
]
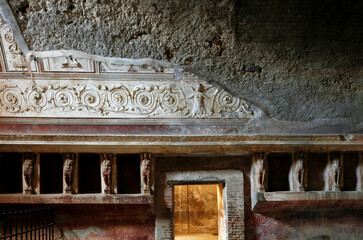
[
  {"xmin": 78, "ymin": 153, "xmax": 101, "ymax": 194},
  {"xmin": 0, "ymin": 153, "xmax": 22, "ymax": 193},
  {"xmin": 40, "ymin": 153, "xmax": 63, "ymax": 194},
  {"xmin": 117, "ymin": 154, "xmax": 141, "ymax": 194},
  {"xmin": 267, "ymin": 153, "xmax": 291, "ymax": 191},
  {"xmin": 343, "ymin": 152, "xmax": 359, "ymax": 191},
  {"xmin": 307, "ymin": 153, "xmax": 327, "ymax": 191}
]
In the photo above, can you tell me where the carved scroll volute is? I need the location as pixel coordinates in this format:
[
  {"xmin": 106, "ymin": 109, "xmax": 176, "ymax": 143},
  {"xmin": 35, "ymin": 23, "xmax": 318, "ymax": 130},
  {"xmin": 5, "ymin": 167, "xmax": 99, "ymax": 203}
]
[
  {"xmin": 141, "ymin": 152, "xmax": 152, "ymax": 194},
  {"xmin": 101, "ymin": 153, "xmax": 113, "ymax": 194},
  {"xmin": 252, "ymin": 152, "xmax": 267, "ymax": 192},
  {"xmin": 293, "ymin": 152, "xmax": 307, "ymax": 192},
  {"xmin": 23, "ymin": 153, "xmax": 37, "ymax": 194},
  {"xmin": 63, "ymin": 153, "xmax": 76, "ymax": 194},
  {"xmin": 329, "ymin": 151, "xmax": 343, "ymax": 191}
]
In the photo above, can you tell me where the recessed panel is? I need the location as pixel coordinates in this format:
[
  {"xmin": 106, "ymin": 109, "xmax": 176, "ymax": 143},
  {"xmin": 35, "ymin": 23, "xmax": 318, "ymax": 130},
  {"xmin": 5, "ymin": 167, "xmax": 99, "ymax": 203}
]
[
  {"xmin": 343, "ymin": 152, "xmax": 359, "ymax": 191},
  {"xmin": 117, "ymin": 155, "xmax": 141, "ymax": 194},
  {"xmin": 267, "ymin": 153, "xmax": 291, "ymax": 192},
  {"xmin": 307, "ymin": 153, "xmax": 327, "ymax": 191},
  {"xmin": 0, "ymin": 153, "xmax": 22, "ymax": 193},
  {"xmin": 78, "ymin": 154, "xmax": 101, "ymax": 194},
  {"xmin": 40, "ymin": 153, "xmax": 63, "ymax": 194}
]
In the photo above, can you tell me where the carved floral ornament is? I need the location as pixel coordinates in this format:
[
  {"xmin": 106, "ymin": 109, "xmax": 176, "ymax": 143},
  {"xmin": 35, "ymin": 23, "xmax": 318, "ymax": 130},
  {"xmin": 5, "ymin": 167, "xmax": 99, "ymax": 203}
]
[{"xmin": 0, "ymin": 80, "xmax": 254, "ymax": 119}]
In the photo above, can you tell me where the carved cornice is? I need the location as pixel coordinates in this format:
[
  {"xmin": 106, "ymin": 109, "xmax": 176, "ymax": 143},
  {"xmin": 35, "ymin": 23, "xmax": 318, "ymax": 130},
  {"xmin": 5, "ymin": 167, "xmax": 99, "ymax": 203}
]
[
  {"xmin": 0, "ymin": 134, "xmax": 361, "ymax": 153},
  {"xmin": 0, "ymin": 134, "xmax": 362, "ymax": 142}
]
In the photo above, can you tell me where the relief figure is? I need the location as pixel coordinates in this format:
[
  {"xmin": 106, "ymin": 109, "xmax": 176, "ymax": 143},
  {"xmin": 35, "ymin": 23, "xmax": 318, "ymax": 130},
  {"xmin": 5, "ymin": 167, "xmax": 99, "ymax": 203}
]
[
  {"xmin": 187, "ymin": 84, "xmax": 212, "ymax": 118},
  {"xmin": 141, "ymin": 152, "xmax": 152, "ymax": 192},
  {"xmin": 294, "ymin": 152, "xmax": 305, "ymax": 191},
  {"xmin": 101, "ymin": 154, "xmax": 112, "ymax": 193},
  {"xmin": 64, "ymin": 153, "xmax": 75, "ymax": 193},
  {"xmin": 254, "ymin": 152, "xmax": 265, "ymax": 192},
  {"xmin": 23, "ymin": 153, "xmax": 35, "ymax": 193},
  {"xmin": 330, "ymin": 155, "xmax": 341, "ymax": 191}
]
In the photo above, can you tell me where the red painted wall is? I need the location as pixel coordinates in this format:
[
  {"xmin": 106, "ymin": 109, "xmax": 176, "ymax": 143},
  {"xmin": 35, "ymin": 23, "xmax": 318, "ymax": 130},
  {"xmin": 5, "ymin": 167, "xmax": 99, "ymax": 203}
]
[{"xmin": 53, "ymin": 205, "xmax": 154, "ymax": 240}]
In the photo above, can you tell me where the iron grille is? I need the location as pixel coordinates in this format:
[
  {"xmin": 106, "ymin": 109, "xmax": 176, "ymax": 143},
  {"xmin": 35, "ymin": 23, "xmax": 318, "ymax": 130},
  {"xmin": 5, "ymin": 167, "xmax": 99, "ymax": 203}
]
[{"xmin": 0, "ymin": 206, "xmax": 54, "ymax": 240}]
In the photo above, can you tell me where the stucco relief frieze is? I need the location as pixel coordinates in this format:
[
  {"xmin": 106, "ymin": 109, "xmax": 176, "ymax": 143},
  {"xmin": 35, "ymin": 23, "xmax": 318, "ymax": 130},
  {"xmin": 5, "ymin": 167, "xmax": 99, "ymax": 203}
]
[
  {"xmin": 100, "ymin": 62, "xmax": 175, "ymax": 74},
  {"xmin": 41, "ymin": 56, "xmax": 95, "ymax": 72},
  {"xmin": 0, "ymin": 18, "xmax": 36, "ymax": 72},
  {"xmin": 0, "ymin": 16, "xmax": 255, "ymax": 119},
  {"xmin": 0, "ymin": 79, "xmax": 254, "ymax": 119}
]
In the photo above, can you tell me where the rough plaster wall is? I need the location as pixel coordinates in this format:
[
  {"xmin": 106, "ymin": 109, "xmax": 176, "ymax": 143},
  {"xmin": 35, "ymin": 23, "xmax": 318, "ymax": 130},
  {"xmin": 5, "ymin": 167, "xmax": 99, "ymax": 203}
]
[
  {"xmin": 157, "ymin": 156, "xmax": 363, "ymax": 240},
  {"xmin": 7, "ymin": 0, "xmax": 363, "ymax": 123}
]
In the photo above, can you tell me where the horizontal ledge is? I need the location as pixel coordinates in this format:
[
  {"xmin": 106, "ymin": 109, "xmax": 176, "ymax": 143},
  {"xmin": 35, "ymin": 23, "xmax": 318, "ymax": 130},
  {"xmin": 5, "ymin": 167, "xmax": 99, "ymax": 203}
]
[
  {"xmin": 0, "ymin": 143, "xmax": 361, "ymax": 154},
  {"xmin": 1, "ymin": 140, "xmax": 361, "ymax": 146},
  {"xmin": 0, "ymin": 135, "xmax": 361, "ymax": 153},
  {"xmin": 0, "ymin": 194, "xmax": 153, "ymax": 205},
  {"xmin": 0, "ymin": 117, "xmax": 250, "ymax": 125},
  {"xmin": 0, "ymin": 134, "xmax": 361, "ymax": 142},
  {"xmin": 252, "ymin": 191, "xmax": 363, "ymax": 213},
  {"xmin": 263, "ymin": 191, "xmax": 363, "ymax": 201},
  {"xmin": 0, "ymin": 72, "xmax": 179, "ymax": 80}
]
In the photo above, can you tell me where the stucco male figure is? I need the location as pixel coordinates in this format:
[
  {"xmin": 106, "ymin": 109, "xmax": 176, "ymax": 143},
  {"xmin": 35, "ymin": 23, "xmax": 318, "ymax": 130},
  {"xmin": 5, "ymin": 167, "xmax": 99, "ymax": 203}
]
[
  {"xmin": 187, "ymin": 84, "xmax": 212, "ymax": 118},
  {"xmin": 330, "ymin": 152, "xmax": 341, "ymax": 191},
  {"xmin": 23, "ymin": 153, "xmax": 35, "ymax": 194},
  {"xmin": 141, "ymin": 152, "xmax": 152, "ymax": 193},
  {"xmin": 294, "ymin": 152, "xmax": 306, "ymax": 191},
  {"xmin": 101, "ymin": 153, "xmax": 113, "ymax": 194},
  {"xmin": 254, "ymin": 152, "xmax": 266, "ymax": 192},
  {"xmin": 64, "ymin": 153, "xmax": 75, "ymax": 194}
]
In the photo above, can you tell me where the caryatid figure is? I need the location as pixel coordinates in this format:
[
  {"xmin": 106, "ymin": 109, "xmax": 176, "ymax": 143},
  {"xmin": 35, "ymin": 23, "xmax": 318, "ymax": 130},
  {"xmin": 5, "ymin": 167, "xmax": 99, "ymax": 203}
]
[
  {"xmin": 294, "ymin": 152, "xmax": 306, "ymax": 191},
  {"xmin": 254, "ymin": 152, "xmax": 266, "ymax": 192},
  {"xmin": 141, "ymin": 153, "xmax": 152, "ymax": 192},
  {"xmin": 23, "ymin": 153, "xmax": 35, "ymax": 193},
  {"xmin": 330, "ymin": 152, "xmax": 341, "ymax": 191},
  {"xmin": 101, "ymin": 153, "xmax": 113, "ymax": 194},
  {"xmin": 64, "ymin": 153, "xmax": 75, "ymax": 193}
]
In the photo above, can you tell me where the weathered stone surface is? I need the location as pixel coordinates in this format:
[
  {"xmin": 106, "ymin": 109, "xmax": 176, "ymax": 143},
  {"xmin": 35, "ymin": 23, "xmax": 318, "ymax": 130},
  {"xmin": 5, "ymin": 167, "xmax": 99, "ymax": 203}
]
[{"xmin": 7, "ymin": 0, "xmax": 363, "ymax": 124}]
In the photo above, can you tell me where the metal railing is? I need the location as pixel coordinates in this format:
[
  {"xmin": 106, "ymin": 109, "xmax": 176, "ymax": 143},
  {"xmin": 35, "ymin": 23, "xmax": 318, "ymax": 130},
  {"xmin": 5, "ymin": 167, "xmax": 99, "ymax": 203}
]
[{"xmin": 0, "ymin": 206, "xmax": 54, "ymax": 240}]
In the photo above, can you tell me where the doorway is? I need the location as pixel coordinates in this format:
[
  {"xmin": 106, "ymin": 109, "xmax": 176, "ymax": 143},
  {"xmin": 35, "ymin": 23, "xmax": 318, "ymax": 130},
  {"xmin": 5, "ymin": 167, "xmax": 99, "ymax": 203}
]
[{"xmin": 174, "ymin": 184, "xmax": 224, "ymax": 240}]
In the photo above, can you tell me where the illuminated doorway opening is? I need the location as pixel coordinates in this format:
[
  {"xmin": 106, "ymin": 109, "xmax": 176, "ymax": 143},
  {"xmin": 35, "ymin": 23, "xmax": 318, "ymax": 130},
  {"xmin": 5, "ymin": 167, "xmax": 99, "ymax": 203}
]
[{"xmin": 174, "ymin": 184, "xmax": 225, "ymax": 240}]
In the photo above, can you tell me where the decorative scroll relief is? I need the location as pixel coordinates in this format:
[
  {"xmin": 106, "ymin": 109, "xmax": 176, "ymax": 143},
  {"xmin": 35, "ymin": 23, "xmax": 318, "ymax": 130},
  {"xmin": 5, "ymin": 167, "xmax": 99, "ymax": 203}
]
[
  {"xmin": 0, "ymin": 18, "xmax": 36, "ymax": 72},
  {"xmin": 0, "ymin": 79, "xmax": 254, "ymax": 119}
]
